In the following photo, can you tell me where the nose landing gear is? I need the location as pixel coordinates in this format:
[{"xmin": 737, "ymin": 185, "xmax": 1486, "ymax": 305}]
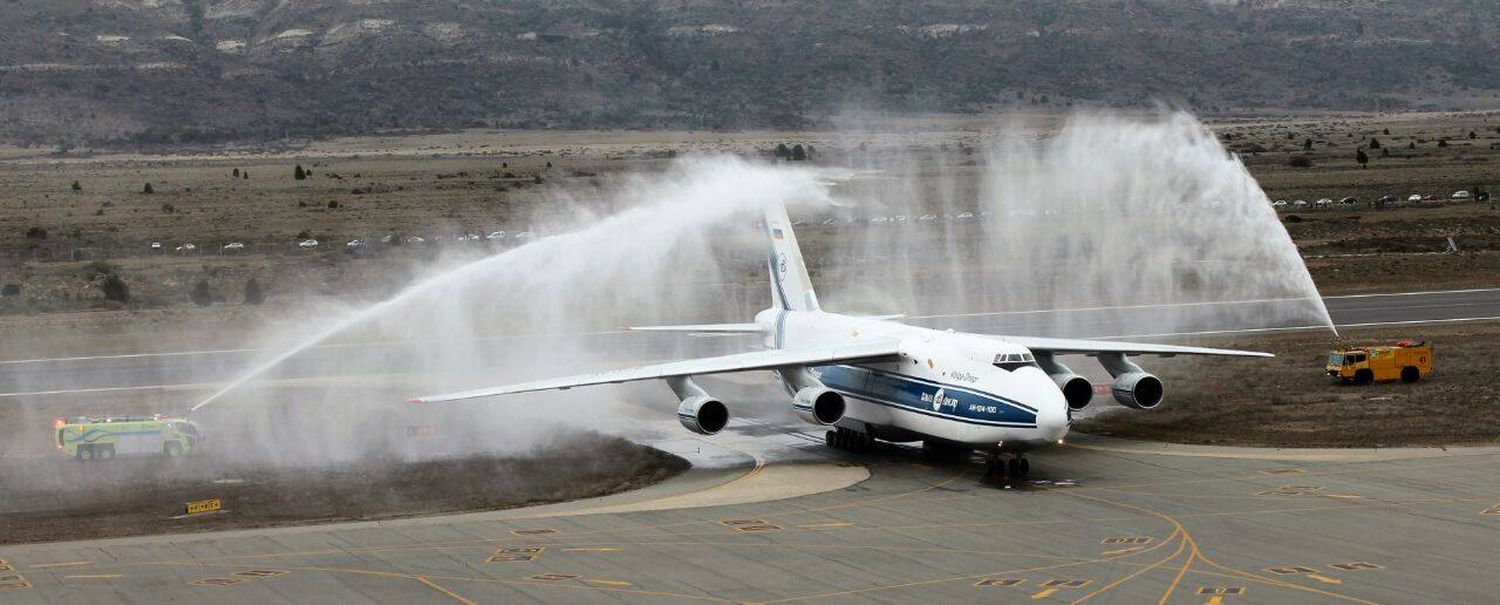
[{"xmin": 985, "ymin": 452, "xmax": 1029, "ymax": 479}]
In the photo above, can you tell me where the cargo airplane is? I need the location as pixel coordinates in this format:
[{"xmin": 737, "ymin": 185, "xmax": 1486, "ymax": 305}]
[{"xmin": 411, "ymin": 202, "xmax": 1271, "ymax": 477}]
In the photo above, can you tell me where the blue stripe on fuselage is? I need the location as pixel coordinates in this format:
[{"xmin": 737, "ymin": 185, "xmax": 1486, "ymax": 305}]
[{"xmin": 812, "ymin": 365, "xmax": 1038, "ymax": 428}]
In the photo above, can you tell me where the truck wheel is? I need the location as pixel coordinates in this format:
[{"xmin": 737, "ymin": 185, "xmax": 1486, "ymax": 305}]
[
  {"xmin": 97, "ymin": 445, "xmax": 115, "ymax": 460},
  {"xmin": 1400, "ymin": 366, "xmax": 1420, "ymax": 383},
  {"xmin": 1354, "ymin": 369, "xmax": 1374, "ymax": 385},
  {"xmin": 164, "ymin": 442, "xmax": 183, "ymax": 457},
  {"xmin": 80, "ymin": 445, "xmax": 95, "ymax": 461}
]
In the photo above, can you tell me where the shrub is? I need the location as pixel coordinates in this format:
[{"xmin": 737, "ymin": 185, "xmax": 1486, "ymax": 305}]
[
  {"xmin": 1368, "ymin": 138, "xmax": 1381, "ymax": 149},
  {"xmin": 71, "ymin": 180, "xmax": 82, "ymax": 191},
  {"xmin": 25, "ymin": 226, "xmax": 47, "ymax": 239},
  {"xmin": 1303, "ymin": 138, "xmax": 1313, "ymax": 151},
  {"xmin": 161, "ymin": 203, "xmax": 175, "ymax": 214},
  {"xmin": 143, "ymin": 182, "xmax": 154, "ymax": 194},
  {"xmin": 101, "ymin": 274, "xmax": 129, "ymax": 303},
  {"xmin": 1, "ymin": 283, "xmax": 20, "ymax": 297},
  {"xmin": 191, "ymin": 279, "xmax": 213, "ymax": 306},
  {"xmin": 327, "ymin": 200, "xmax": 340, "ymax": 209},
  {"xmin": 1287, "ymin": 155, "xmax": 1313, "ymax": 168},
  {"xmin": 294, "ymin": 165, "xmax": 307, "ymax": 180},
  {"xmin": 244, "ymin": 278, "xmax": 265, "ymax": 305},
  {"xmin": 791, "ymin": 144, "xmax": 806, "ymax": 161},
  {"xmin": 1356, "ymin": 148, "xmax": 1368, "ymax": 168},
  {"xmin": 1437, "ymin": 139, "xmax": 1448, "ymax": 148},
  {"xmin": 233, "ymin": 168, "xmax": 240, "ymax": 178}
]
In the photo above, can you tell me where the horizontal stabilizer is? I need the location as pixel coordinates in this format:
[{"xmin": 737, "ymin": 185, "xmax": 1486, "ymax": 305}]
[
  {"xmin": 627, "ymin": 322, "xmax": 763, "ymax": 333},
  {"xmin": 989, "ymin": 334, "xmax": 1273, "ymax": 358}
]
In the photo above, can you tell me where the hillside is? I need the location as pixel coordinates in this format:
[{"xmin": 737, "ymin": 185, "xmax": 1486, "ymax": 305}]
[{"xmin": 1, "ymin": 0, "xmax": 1497, "ymax": 146}]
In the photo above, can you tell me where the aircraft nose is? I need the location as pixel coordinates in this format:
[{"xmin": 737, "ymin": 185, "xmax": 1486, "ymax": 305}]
[{"xmin": 1030, "ymin": 373, "xmax": 1071, "ymax": 442}]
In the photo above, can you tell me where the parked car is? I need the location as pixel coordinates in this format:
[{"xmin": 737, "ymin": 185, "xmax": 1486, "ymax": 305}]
[
  {"xmin": 486, "ymin": 231, "xmax": 506, "ymax": 240},
  {"xmin": 1407, "ymin": 194, "xmax": 1423, "ymax": 203},
  {"xmin": 297, "ymin": 239, "xmax": 319, "ymax": 249},
  {"xmin": 1451, "ymin": 190, "xmax": 1472, "ymax": 200},
  {"xmin": 1478, "ymin": 191, "xmax": 1492, "ymax": 202},
  {"xmin": 345, "ymin": 239, "xmax": 366, "ymax": 249},
  {"xmin": 1272, "ymin": 199, "xmax": 1288, "ymax": 207},
  {"xmin": 1315, "ymin": 198, "xmax": 1333, "ymax": 207},
  {"xmin": 222, "ymin": 242, "xmax": 245, "ymax": 251},
  {"xmin": 175, "ymin": 243, "xmax": 196, "ymax": 253},
  {"xmin": 1378, "ymin": 194, "xmax": 1398, "ymax": 206},
  {"xmin": 1292, "ymin": 199, "xmax": 1308, "ymax": 207},
  {"xmin": 150, "ymin": 241, "xmax": 162, "ymax": 250},
  {"xmin": 919, "ymin": 214, "xmax": 938, "ymax": 222},
  {"xmin": 514, "ymin": 231, "xmax": 535, "ymax": 240},
  {"xmin": 404, "ymin": 236, "xmax": 426, "ymax": 245},
  {"xmin": 955, "ymin": 211, "xmax": 975, "ymax": 220},
  {"xmin": 821, "ymin": 217, "xmax": 839, "ymax": 226},
  {"xmin": 869, "ymin": 216, "xmax": 889, "ymax": 224},
  {"xmin": 1340, "ymin": 197, "xmax": 1359, "ymax": 206}
]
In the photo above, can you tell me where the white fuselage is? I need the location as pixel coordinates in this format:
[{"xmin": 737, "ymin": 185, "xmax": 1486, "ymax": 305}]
[{"xmin": 755, "ymin": 309, "xmax": 1071, "ymax": 450}]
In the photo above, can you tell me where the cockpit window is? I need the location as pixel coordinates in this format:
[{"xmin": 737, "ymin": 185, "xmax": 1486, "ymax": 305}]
[{"xmin": 994, "ymin": 352, "xmax": 1038, "ymax": 371}]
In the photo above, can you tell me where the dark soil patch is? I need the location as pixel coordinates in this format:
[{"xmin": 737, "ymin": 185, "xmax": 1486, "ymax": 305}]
[{"xmin": 0, "ymin": 433, "xmax": 687, "ymax": 545}]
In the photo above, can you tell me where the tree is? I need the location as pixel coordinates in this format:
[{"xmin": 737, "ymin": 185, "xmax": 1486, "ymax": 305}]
[
  {"xmin": 233, "ymin": 168, "xmax": 240, "ymax": 178},
  {"xmin": 71, "ymin": 180, "xmax": 82, "ymax": 191},
  {"xmin": 1381, "ymin": 147, "xmax": 1390, "ymax": 158},
  {"xmin": 1383, "ymin": 128, "xmax": 1391, "ymax": 135},
  {"xmin": 243, "ymin": 278, "xmax": 264, "ymax": 305},
  {"xmin": 1356, "ymin": 148, "xmax": 1369, "ymax": 169},
  {"xmin": 191, "ymin": 279, "xmax": 213, "ymax": 307},
  {"xmin": 243, "ymin": 171, "xmax": 249, "ymax": 180},
  {"xmin": 1409, "ymin": 141, "xmax": 1416, "ymax": 150},
  {"xmin": 775, "ymin": 143, "xmax": 791, "ymax": 158},
  {"xmin": 1368, "ymin": 138, "xmax": 1381, "ymax": 149},
  {"xmin": 294, "ymin": 164, "xmax": 307, "ymax": 180},
  {"xmin": 142, "ymin": 182, "xmax": 154, "ymax": 194},
  {"xmin": 1303, "ymin": 138, "xmax": 1313, "ymax": 151},
  {"xmin": 791, "ymin": 144, "xmax": 806, "ymax": 161},
  {"xmin": 102, "ymin": 274, "xmax": 129, "ymax": 303},
  {"xmin": 1438, "ymin": 138, "xmax": 1449, "ymax": 148},
  {"xmin": 1470, "ymin": 131, "xmax": 1478, "ymax": 140}
]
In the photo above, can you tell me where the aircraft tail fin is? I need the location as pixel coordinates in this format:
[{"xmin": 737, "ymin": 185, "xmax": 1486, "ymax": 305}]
[{"xmin": 763, "ymin": 201, "xmax": 820, "ymax": 312}]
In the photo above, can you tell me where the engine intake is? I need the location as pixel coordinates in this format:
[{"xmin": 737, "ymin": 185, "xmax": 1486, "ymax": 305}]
[
  {"xmin": 677, "ymin": 396, "xmax": 729, "ymax": 435},
  {"xmin": 792, "ymin": 386, "xmax": 845, "ymax": 425},
  {"xmin": 1111, "ymin": 372, "xmax": 1164, "ymax": 410},
  {"xmin": 1051, "ymin": 373, "xmax": 1095, "ymax": 411}
]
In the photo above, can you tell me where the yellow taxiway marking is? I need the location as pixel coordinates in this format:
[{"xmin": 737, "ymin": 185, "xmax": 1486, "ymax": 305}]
[
  {"xmin": 31, "ymin": 561, "xmax": 91, "ymax": 569},
  {"xmin": 586, "ymin": 579, "xmax": 633, "ymax": 588},
  {"xmin": 1305, "ymin": 573, "xmax": 1343, "ymax": 585},
  {"xmin": 560, "ymin": 548, "xmax": 619, "ymax": 553},
  {"xmin": 1101, "ymin": 546, "xmax": 1146, "ymax": 556},
  {"xmin": 1206, "ymin": 597, "xmax": 1224, "ymax": 605},
  {"xmin": 797, "ymin": 522, "xmax": 853, "ymax": 529},
  {"xmin": 62, "ymin": 574, "xmax": 123, "ymax": 579},
  {"xmin": 415, "ymin": 576, "xmax": 476, "ymax": 605}
]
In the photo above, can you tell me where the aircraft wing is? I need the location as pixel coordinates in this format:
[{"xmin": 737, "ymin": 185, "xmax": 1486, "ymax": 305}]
[
  {"xmin": 408, "ymin": 338, "xmax": 902, "ymax": 403},
  {"xmin": 627, "ymin": 322, "xmax": 763, "ymax": 333},
  {"xmin": 989, "ymin": 335, "xmax": 1273, "ymax": 358}
]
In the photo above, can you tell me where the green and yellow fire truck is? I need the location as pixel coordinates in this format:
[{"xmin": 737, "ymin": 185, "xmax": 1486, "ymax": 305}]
[{"xmin": 55, "ymin": 415, "xmax": 202, "ymax": 461}]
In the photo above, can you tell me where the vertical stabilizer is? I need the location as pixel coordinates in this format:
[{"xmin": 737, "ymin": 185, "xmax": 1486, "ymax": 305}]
[{"xmin": 763, "ymin": 201, "xmax": 820, "ymax": 311}]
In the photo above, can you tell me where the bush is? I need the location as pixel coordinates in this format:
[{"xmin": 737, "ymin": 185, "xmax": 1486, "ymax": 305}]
[
  {"xmin": 233, "ymin": 168, "xmax": 240, "ymax": 178},
  {"xmin": 327, "ymin": 200, "xmax": 340, "ymax": 209},
  {"xmin": 161, "ymin": 203, "xmax": 175, "ymax": 214},
  {"xmin": 1287, "ymin": 155, "xmax": 1313, "ymax": 168},
  {"xmin": 1437, "ymin": 139, "xmax": 1448, "ymax": 148},
  {"xmin": 191, "ymin": 279, "xmax": 213, "ymax": 307},
  {"xmin": 294, "ymin": 165, "xmax": 307, "ymax": 180},
  {"xmin": 101, "ymin": 274, "xmax": 129, "ymax": 303},
  {"xmin": 1, "ymin": 283, "xmax": 20, "ymax": 297},
  {"xmin": 791, "ymin": 144, "xmax": 806, "ymax": 161},
  {"xmin": 25, "ymin": 226, "xmax": 47, "ymax": 239},
  {"xmin": 243, "ymin": 278, "xmax": 265, "ymax": 305},
  {"xmin": 71, "ymin": 180, "xmax": 82, "ymax": 191},
  {"xmin": 143, "ymin": 182, "xmax": 154, "ymax": 194},
  {"xmin": 1368, "ymin": 138, "xmax": 1381, "ymax": 149}
]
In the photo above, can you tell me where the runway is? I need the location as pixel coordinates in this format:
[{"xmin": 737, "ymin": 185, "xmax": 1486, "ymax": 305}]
[
  {"xmin": 3, "ymin": 421, "xmax": 1498, "ymax": 603},
  {"xmin": 4, "ymin": 287, "xmax": 1499, "ymax": 399}
]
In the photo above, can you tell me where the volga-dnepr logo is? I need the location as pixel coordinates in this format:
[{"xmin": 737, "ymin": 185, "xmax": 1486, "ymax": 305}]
[{"xmin": 922, "ymin": 387, "xmax": 959, "ymax": 411}]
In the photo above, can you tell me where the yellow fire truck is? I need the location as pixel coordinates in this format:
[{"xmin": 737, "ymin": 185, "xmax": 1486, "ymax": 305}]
[
  {"xmin": 55, "ymin": 415, "xmax": 202, "ymax": 461},
  {"xmin": 1326, "ymin": 340, "xmax": 1432, "ymax": 385}
]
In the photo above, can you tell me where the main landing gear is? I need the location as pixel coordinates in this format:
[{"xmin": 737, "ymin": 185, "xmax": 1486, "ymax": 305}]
[
  {"xmin": 985, "ymin": 452, "xmax": 1029, "ymax": 479},
  {"xmin": 826, "ymin": 427, "xmax": 873, "ymax": 453}
]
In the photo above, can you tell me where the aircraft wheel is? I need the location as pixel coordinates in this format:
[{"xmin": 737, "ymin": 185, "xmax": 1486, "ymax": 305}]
[
  {"xmin": 984, "ymin": 454, "xmax": 1003, "ymax": 477},
  {"xmin": 1017, "ymin": 457, "xmax": 1030, "ymax": 479},
  {"xmin": 164, "ymin": 441, "xmax": 183, "ymax": 457},
  {"xmin": 1006, "ymin": 457, "xmax": 1025, "ymax": 479}
]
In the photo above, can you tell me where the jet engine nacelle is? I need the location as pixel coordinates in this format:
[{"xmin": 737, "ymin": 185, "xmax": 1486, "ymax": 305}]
[
  {"xmin": 1051, "ymin": 373, "xmax": 1095, "ymax": 411},
  {"xmin": 677, "ymin": 396, "xmax": 729, "ymax": 435},
  {"xmin": 791, "ymin": 386, "xmax": 845, "ymax": 426},
  {"xmin": 1111, "ymin": 372, "xmax": 1164, "ymax": 410}
]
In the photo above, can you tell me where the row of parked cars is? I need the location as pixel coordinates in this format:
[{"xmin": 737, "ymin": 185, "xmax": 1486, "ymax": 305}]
[
  {"xmin": 149, "ymin": 230, "xmax": 538, "ymax": 254},
  {"xmin": 1272, "ymin": 190, "xmax": 1489, "ymax": 210}
]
